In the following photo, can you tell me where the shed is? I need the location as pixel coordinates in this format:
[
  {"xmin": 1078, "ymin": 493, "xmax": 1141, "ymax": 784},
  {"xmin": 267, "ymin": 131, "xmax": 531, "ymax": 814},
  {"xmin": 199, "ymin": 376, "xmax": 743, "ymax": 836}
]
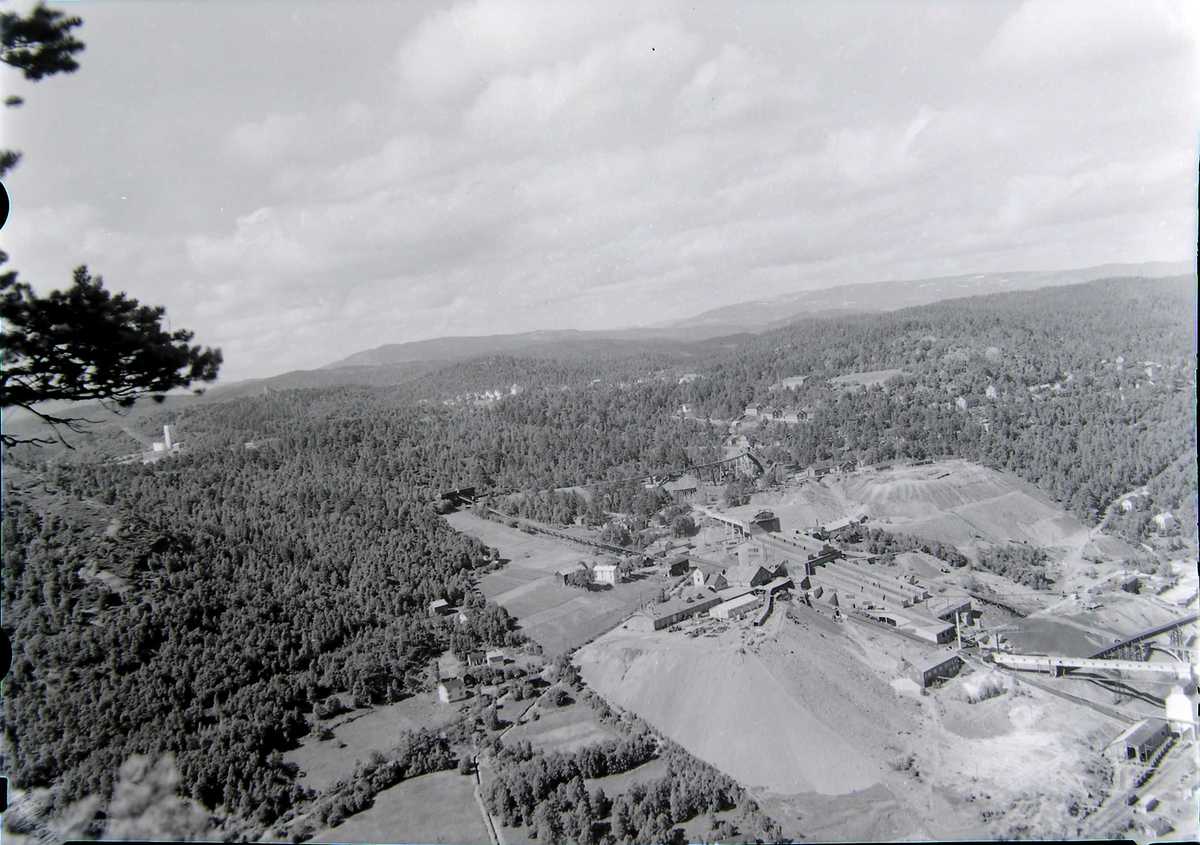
[{"xmin": 428, "ymin": 599, "xmax": 451, "ymax": 617}]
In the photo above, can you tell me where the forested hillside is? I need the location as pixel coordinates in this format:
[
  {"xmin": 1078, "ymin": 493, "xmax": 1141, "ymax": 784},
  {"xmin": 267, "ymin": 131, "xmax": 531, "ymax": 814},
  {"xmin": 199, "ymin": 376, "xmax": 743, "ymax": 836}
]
[
  {"xmin": 2, "ymin": 273, "xmax": 1194, "ymax": 836},
  {"xmin": 682, "ymin": 276, "xmax": 1197, "ymax": 529}
]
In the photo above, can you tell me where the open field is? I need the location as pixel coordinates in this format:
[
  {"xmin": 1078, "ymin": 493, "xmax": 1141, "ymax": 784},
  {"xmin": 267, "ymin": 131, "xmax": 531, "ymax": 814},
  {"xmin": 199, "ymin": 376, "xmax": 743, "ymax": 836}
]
[
  {"xmin": 284, "ymin": 693, "xmax": 464, "ymax": 792},
  {"xmin": 311, "ymin": 770, "xmax": 488, "ymax": 845},
  {"xmin": 830, "ymin": 369, "xmax": 907, "ymax": 388},
  {"xmin": 503, "ymin": 698, "xmax": 621, "ymax": 754},
  {"xmin": 446, "ymin": 511, "xmax": 668, "ymax": 655},
  {"xmin": 577, "ymin": 600, "xmax": 1123, "ymax": 841}
]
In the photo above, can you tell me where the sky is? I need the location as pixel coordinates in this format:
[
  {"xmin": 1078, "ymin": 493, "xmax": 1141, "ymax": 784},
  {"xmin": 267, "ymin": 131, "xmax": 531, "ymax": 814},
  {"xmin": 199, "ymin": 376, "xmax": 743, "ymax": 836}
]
[{"xmin": 1, "ymin": 0, "xmax": 1197, "ymax": 383}]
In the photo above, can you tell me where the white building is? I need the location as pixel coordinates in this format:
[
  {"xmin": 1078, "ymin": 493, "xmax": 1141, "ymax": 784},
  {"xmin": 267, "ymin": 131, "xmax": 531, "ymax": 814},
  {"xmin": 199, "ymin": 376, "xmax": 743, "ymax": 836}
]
[
  {"xmin": 163, "ymin": 424, "xmax": 177, "ymax": 449},
  {"xmin": 593, "ymin": 563, "xmax": 619, "ymax": 586},
  {"xmin": 1165, "ymin": 686, "xmax": 1196, "ymax": 739},
  {"xmin": 1152, "ymin": 512, "xmax": 1177, "ymax": 532}
]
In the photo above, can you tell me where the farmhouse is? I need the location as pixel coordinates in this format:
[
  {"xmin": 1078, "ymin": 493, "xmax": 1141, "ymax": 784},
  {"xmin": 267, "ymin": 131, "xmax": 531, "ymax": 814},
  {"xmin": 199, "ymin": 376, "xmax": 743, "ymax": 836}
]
[
  {"xmin": 437, "ymin": 677, "xmax": 468, "ymax": 704},
  {"xmin": 592, "ymin": 562, "xmax": 620, "ymax": 586},
  {"xmin": 1107, "ymin": 719, "xmax": 1171, "ymax": 764},
  {"xmin": 485, "ymin": 649, "xmax": 506, "ymax": 666},
  {"xmin": 627, "ymin": 591, "xmax": 723, "ymax": 631},
  {"xmin": 910, "ymin": 653, "xmax": 963, "ymax": 689},
  {"xmin": 711, "ymin": 592, "xmax": 764, "ymax": 621}
]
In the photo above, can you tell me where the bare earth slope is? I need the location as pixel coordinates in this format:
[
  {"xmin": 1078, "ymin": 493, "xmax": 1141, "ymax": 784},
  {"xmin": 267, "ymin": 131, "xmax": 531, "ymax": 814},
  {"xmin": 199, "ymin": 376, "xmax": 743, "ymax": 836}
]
[
  {"xmin": 578, "ymin": 610, "xmax": 1119, "ymax": 841},
  {"xmin": 577, "ymin": 615, "xmax": 899, "ymax": 797}
]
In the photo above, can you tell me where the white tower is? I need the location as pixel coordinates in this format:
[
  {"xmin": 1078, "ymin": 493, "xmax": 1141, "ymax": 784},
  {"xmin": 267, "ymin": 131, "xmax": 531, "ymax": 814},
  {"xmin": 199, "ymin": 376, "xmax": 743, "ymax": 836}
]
[
  {"xmin": 1165, "ymin": 685, "xmax": 1197, "ymax": 739},
  {"xmin": 163, "ymin": 424, "xmax": 176, "ymax": 450}
]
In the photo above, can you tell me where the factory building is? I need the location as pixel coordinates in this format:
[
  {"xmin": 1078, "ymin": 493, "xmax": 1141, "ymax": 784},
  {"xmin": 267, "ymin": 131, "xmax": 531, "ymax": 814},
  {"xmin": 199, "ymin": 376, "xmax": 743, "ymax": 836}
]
[
  {"xmin": 627, "ymin": 590, "xmax": 723, "ymax": 631},
  {"xmin": 910, "ymin": 653, "xmax": 963, "ymax": 688},
  {"xmin": 711, "ymin": 593, "xmax": 764, "ymax": 621},
  {"xmin": 1107, "ymin": 719, "xmax": 1172, "ymax": 764}
]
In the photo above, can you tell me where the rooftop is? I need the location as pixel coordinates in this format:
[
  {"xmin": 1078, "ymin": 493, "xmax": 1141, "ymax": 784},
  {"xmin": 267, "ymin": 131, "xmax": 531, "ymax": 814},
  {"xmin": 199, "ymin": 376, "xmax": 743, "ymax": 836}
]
[
  {"xmin": 911, "ymin": 651, "xmax": 962, "ymax": 673},
  {"xmin": 714, "ymin": 593, "xmax": 761, "ymax": 612}
]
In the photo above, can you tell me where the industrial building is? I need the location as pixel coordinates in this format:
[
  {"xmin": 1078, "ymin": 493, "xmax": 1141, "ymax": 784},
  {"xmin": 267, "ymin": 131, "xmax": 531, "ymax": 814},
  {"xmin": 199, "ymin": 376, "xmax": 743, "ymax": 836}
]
[
  {"xmin": 627, "ymin": 590, "xmax": 723, "ymax": 631},
  {"xmin": 910, "ymin": 653, "xmax": 963, "ymax": 688},
  {"xmin": 711, "ymin": 592, "xmax": 764, "ymax": 620},
  {"xmin": 926, "ymin": 596, "xmax": 973, "ymax": 622},
  {"xmin": 1107, "ymin": 719, "xmax": 1172, "ymax": 764}
]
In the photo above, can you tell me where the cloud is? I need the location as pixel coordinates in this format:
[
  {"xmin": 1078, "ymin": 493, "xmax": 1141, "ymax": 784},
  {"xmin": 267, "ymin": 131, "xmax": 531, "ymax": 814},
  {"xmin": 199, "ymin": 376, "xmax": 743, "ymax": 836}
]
[
  {"xmin": 394, "ymin": 0, "xmax": 666, "ymax": 104},
  {"xmin": 224, "ymin": 102, "xmax": 373, "ymax": 165},
  {"xmin": 8, "ymin": 0, "xmax": 1193, "ymax": 383},
  {"xmin": 982, "ymin": 0, "xmax": 1195, "ymax": 72}
]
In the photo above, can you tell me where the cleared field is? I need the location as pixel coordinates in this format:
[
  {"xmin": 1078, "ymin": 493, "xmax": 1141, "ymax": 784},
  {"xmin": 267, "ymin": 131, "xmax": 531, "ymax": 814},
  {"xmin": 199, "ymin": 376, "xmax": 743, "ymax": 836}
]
[
  {"xmin": 284, "ymin": 693, "xmax": 464, "ymax": 792},
  {"xmin": 311, "ymin": 770, "xmax": 488, "ymax": 845},
  {"xmin": 830, "ymin": 369, "xmax": 906, "ymax": 388},
  {"xmin": 503, "ymin": 699, "xmax": 620, "ymax": 754},
  {"xmin": 446, "ymin": 511, "xmax": 667, "ymax": 655},
  {"xmin": 445, "ymin": 510, "xmax": 592, "ymax": 574},
  {"xmin": 577, "ymin": 606, "xmax": 1119, "ymax": 841}
]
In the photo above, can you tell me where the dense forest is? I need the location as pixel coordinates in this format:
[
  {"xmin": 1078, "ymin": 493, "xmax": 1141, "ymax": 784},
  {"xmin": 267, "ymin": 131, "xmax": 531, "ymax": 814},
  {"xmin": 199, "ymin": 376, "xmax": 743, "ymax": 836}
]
[
  {"xmin": 2, "ymin": 273, "xmax": 1195, "ymax": 838},
  {"xmin": 710, "ymin": 277, "xmax": 1197, "ymax": 531}
]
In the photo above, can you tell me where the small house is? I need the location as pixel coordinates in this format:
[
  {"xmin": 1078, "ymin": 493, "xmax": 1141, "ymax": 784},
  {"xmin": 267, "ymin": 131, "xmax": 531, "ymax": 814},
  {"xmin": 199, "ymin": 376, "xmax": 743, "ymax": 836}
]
[
  {"xmin": 428, "ymin": 599, "xmax": 451, "ymax": 617},
  {"xmin": 593, "ymin": 562, "xmax": 620, "ymax": 586},
  {"xmin": 485, "ymin": 649, "xmax": 506, "ymax": 666},
  {"xmin": 437, "ymin": 677, "xmax": 467, "ymax": 704}
]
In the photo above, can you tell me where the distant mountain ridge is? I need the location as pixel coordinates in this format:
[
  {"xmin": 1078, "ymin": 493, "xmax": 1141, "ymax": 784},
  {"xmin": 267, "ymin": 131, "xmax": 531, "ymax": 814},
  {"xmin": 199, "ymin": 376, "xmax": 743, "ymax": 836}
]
[
  {"xmin": 327, "ymin": 260, "xmax": 1193, "ymax": 368},
  {"xmin": 655, "ymin": 260, "xmax": 1194, "ymax": 332}
]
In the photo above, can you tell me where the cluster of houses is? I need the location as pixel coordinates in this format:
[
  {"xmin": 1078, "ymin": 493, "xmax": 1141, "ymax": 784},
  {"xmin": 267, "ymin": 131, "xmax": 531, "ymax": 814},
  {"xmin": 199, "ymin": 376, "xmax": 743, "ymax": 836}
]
[
  {"xmin": 434, "ymin": 641, "xmax": 512, "ymax": 705},
  {"xmin": 743, "ymin": 404, "xmax": 809, "ymax": 424}
]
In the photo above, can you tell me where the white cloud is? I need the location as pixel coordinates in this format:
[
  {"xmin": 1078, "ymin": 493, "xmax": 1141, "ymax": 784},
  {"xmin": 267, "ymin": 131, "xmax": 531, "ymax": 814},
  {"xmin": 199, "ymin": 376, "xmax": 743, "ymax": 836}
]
[{"xmin": 7, "ymin": 0, "xmax": 1193, "ymax": 383}]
